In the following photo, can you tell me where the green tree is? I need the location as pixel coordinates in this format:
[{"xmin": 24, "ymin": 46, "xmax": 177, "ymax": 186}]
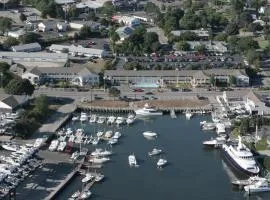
[
  {"xmin": 5, "ymin": 78, "xmax": 34, "ymax": 96},
  {"xmin": 229, "ymin": 75, "xmax": 237, "ymax": 86},
  {"xmin": 108, "ymin": 87, "xmax": 120, "ymax": 100},
  {"xmin": 3, "ymin": 37, "xmax": 19, "ymax": 50},
  {"xmin": 0, "ymin": 17, "xmax": 12, "ymax": 34},
  {"xmin": 79, "ymin": 26, "xmax": 92, "ymax": 39},
  {"xmin": 0, "ymin": 62, "xmax": 13, "ymax": 87},
  {"xmin": 124, "ymin": 61, "xmax": 142, "ymax": 70},
  {"xmin": 231, "ymin": 0, "xmax": 245, "ymax": 15},
  {"xmin": 175, "ymin": 41, "xmax": 190, "ymax": 51},
  {"xmin": 214, "ymin": 33, "xmax": 228, "ymax": 41},
  {"xmin": 20, "ymin": 32, "xmax": 40, "ymax": 44},
  {"xmin": 245, "ymin": 49, "xmax": 261, "ymax": 65},
  {"xmin": 101, "ymin": 1, "xmax": 117, "ymax": 17},
  {"xmin": 237, "ymin": 37, "xmax": 259, "ymax": 52},
  {"xmin": 144, "ymin": 2, "xmax": 160, "ymax": 13},
  {"xmin": 209, "ymin": 75, "xmax": 215, "ymax": 86},
  {"xmin": 195, "ymin": 45, "xmax": 206, "ymax": 53},
  {"xmin": 87, "ymin": 11, "xmax": 96, "ymax": 21},
  {"xmin": 111, "ymin": 32, "xmax": 120, "ymax": 42},
  {"xmin": 20, "ymin": 13, "xmax": 27, "ymax": 22},
  {"xmin": 225, "ymin": 22, "xmax": 239, "ymax": 35}
]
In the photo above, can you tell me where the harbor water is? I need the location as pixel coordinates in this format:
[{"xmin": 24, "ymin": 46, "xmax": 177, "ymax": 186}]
[{"xmin": 56, "ymin": 115, "xmax": 270, "ymax": 200}]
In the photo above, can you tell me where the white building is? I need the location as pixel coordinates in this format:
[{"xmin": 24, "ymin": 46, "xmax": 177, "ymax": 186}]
[
  {"xmin": 171, "ymin": 29, "xmax": 209, "ymax": 38},
  {"xmin": 0, "ymin": 95, "xmax": 29, "ymax": 112},
  {"xmin": 11, "ymin": 43, "xmax": 42, "ymax": 52},
  {"xmin": 38, "ymin": 21, "xmax": 56, "ymax": 32},
  {"xmin": 8, "ymin": 29, "xmax": 26, "ymax": 39},
  {"xmin": 186, "ymin": 41, "xmax": 228, "ymax": 53},
  {"xmin": 69, "ymin": 21, "xmax": 101, "ymax": 30},
  {"xmin": 112, "ymin": 15, "xmax": 140, "ymax": 27},
  {"xmin": 49, "ymin": 44, "xmax": 107, "ymax": 58},
  {"xmin": 236, "ymin": 74, "xmax": 249, "ymax": 87},
  {"xmin": 22, "ymin": 66, "xmax": 99, "ymax": 86}
]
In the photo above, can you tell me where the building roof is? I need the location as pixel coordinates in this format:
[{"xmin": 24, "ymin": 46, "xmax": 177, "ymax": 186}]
[
  {"xmin": 116, "ymin": 26, "xmax": 134, "ymax": 39},
  {"xmin": 0, "ymin": 52, "xmax": 68, "ymax": 61},
  {"xmin": 29, "ymin": 66, "xmax": 98, "ymax": 76},
  {"xmin": 104, "ymin": 69, "xmax": 247, "ymax": 77},
  {"xmin": 171, "ymin": 29, "xmax": 209, "ymax": 37},
  {"xmin": 49, "ymin": 44, "xmax": 105, "ymax": 55},
  {"xmin": 76, "ymin": 0, "xmax": 105, "ymax": 9},
  {"xmin": 55, "ymin": 0, "xmax": 75, "ymax": 4},
  {"xmin": 70, "ymin": 20, "xmax": 101, "ymax": 28},
  {"xmin": 12, "ymin": 43, "xmax": 41, "ymax": 52},
  {"xmin": 39, "ymin": 20, "xmax": 56, "ymax": 27},
  {"xmin": 1, "ymin": 95, "xmax": 28, "ymax": 109}
]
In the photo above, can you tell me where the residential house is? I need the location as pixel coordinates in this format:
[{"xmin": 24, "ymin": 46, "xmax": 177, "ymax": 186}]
[
  {"xmin": 0, "ymin": 94, "xmax": 29, "ymax": 113},
  {"xmin": 11, "ymin": 43, "xmax": 42, "ymax": 52},
  {"xmin": 38, "ymin": 21, "xmax": 56, "ymax": 32},
  {"xmin": 22, "ymin": 66, "xmax": 99, "ymax": 86},
  {"xmin": 9, "ymin": 64, "xmax": 26, "ymax": 76},
  {"xmin": 112, "ymin": 15, "xmax": 140, "ymax": 27},
  {"xmin": 116, "ymin": 26, "xmax": 134, "ymax": 41},
  {"xmin": 49, "ymin": 44, "xmax": 107, "ymax": 58},
  {"xmin": 186, "ymin": 41, "xmax": 228, "ymax": 53},
  {"xmin": 57, "ymin": 22, "xmax": 69, "ymax": 32},
  {"xmin": 8, "ymin": 29, "xmax": 26, "ymax": 39}
]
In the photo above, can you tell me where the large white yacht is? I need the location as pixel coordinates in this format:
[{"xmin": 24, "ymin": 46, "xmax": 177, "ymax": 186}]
[
  {"xmin": 135, "ymin": 104, "xmax": 162, "ymax": 116},
  {"xmin": 222, "ymin": 136, "xmax": 260, "ymax": 176},
  {"xmin": 1, "ymin": 143, "xmax": 20, "ymax": 152}
]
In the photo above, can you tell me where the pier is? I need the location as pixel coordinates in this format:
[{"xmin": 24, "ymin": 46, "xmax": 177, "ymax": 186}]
[{"xmin": 45, "ymin": 157, "xmax": 85, "ymax": 200}]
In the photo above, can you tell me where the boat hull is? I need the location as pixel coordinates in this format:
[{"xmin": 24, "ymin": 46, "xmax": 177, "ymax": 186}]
[
  {"xmin": 221, "ymin": 147, "xmax": 260, "ymax": 177},
  {"xmin": 135, "ymin": 111, "xmax": 163, "ymax": 116}
]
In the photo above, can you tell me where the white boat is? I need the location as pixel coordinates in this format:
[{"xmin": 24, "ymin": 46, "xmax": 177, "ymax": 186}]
[
  {"xmin": 107, "ymin": 116, "xmax": 116, "ymax": 124},
  {"xmin": 80, "ymin": 190, "xmax": 92, "ymax": 199},
  {"xmin": 49, "ymin": 140, "xmax": 59, "ymax": 151},
  {"xmin": 115, "ymin": 117, "xmax": 125, "ymax": 125},
  {"xmin": 170, "ymin": 110, "xmax": 177, "ymax": 119},
  {"xmin": 244, "ymin": 179, "xmax": 270, "ymax": 194},
  {"xmin": 92, "ymin": 137, "xmax": 100, "ymax": 145},
  {"xmin": 148, "ymin": 148, "xmax": 162, "ymax": 156},
  {"xmin": 185, "ymin": 110, "xmax": 193, "ymax": 120},
  {"xmin": 96, "ymin": 131, "xmax": 104, "ymax": 138},
  {"xmin": 68, "ymin": 134, "xmax": 75, "ymax": 142},
  {"xmin": 202, "ymin": 123, "xmax": 216, "ymax": 131},
  {"xmin": 216, "ymin": 123, "xmax": 226, "ymax": 134},
  {"xmin": 89, "ymin": 115, "xmax": 97, "ymax": 123},
  {"xmin": 222, "ymin": 136, "xmax": 260, "ymax": 176},
  {"xmin": 70, "ymin": 151, "xmax": 79, "ymax": 160},
  {"xmin": 80, "ymin": 112, "xmax": 88, "ymax": 122},
  {"xmin": 1, "ymin": 143, "xmax": 20, "ymax": 152},
  {"xmin": 157, "ymin": 158, "xmax": 167, "ymax": 168},
  {"xmin": 112, "ymin": 132, "xmax": 121, "ymax": 139},
  {"xmin": 128, "ymin": 154, "xmax": 138, "ymax": 167},
  {"xmin": 82, "ymin": 173, "xmax": 94, "ymax": 183},
  {"xmin": 108, "ymin": 138, "xmax": 118, "ymax": 145},
  {"xmin": 142, "ymin": 131, "xmax": 157, "ymax": 138},
  {"xmin": 57, "ymin": 142, "xmax": 66, "ymax": 151},
  {"xmin": 71, "ymin": 191, "xmax": 80, "ymax": 198},
  {"xmin": 200, "ymin": 121, "xmax": 207, "ymax": 126},
  {"xmin": 66, "ymin": 128, "xmax": 73, "ymax": 136},
  {"xmin": 126, "ymin": 114, "xmax": 135, "ymax": 125},
  {"xmin": 135, "ymin": 103, "xmax": 162, "ymax": 116},
  {"xmin": 97, "ymin": 116, "xmax": 106, "ymax": 124},
  {"xmin": 89, "ymin": 157, "xmax": 110, "ymax": 164},
  {"xmin": 95, "ymin": 173, "xmax": 104, "ymax": 182},
  {"xmin": 232, "ymin": 176, "xmax": 267, "ymax": 187},
  {"xmin": 211, "ymin": 112, "xmax": 221, "ymax": 123},
  {"xmin": 91, "ymin": 149, "xmax": 113, "ymax": 157},
  {"xmin": 72, "ymin": 116, "xmax": 79, "ymax": 121},
  {"xmin": 202, "ymin": 136, "xmax": 227, "ymax": 148},
  {"xmin": 104, "ymin": 130, "xmax": 113, "ymax": 138}
]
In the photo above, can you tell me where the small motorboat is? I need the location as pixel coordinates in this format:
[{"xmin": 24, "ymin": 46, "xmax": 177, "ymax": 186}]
[
  {"xmin": 89, "ymin": 115, "xmax": 97, "ymax": 123},
  {"xmin": 128, "ymin": 154, "xmax": 138, "ymax": 167},
  {"xmin": 115, "ymin": 117, "xmax": 125, "ymax": 125},
  {"xmin": 97, "ymin": 116, "xmax": 106, "ymax": 124},
  {"xmin": 157, "ymin": 158, "xmax": 167, "ymax": 168},
  {"xmin": 96, "ymin": 131, "xmax": 104, "ymax": 138},
  {"xmin": 112, "ymin": 132, "xmax": 121, "ymax": 139},
  {"xmin": 72, "ymin": 116, "xmax": 79, "ymax": 121},
  {"xmin": 92, "ymin": 137, "xmax": 100, "ymax": 145},
  {"xmin": 82, "ymin": 173, "xmax": 94, "ymax": 183},
  {"xmin": 142, "ymin": 131, "xmax": 157, "ymax": 138},
  {"xmin": 185, "ymin": 110, "xmax": 193, "ymax": 120},
  {"xmin": 91, "ymin": 149, "xmax": 113, "ymax": 157},
  {"xmin": 89, "ymin": 157, "xmax": 110, "ymax": 164},
  {"xmin": 244, "ymin": 179, "xmax": 270, "ymax": 194},
  {"xmin": 126, "ymin": 114, "xmax": 135, "ymax": 125},
  {"xmin": 148, "ymin": 148, "xmax": 162, "ymax": 156},
  {"xmin": 108, "ymin": 138, "xmax": 118, "ymax": 145},
  {"xmin": 104, "ymin": 130, "xmax": 113, "ymax": 138},
  {"xmin": 80, "ymin": 190, "xmax": 92, "ymax": 199},
  {"xmin": 71, "ymin": 191, "xmax": 80, "ymax": 198},
  {"xmin": 95, "ymin": 173, "xmax": 105, "ymax": 182},
  {"xmin": 202, "ymin": 136, "xmax": 227, "ymax": 148}
]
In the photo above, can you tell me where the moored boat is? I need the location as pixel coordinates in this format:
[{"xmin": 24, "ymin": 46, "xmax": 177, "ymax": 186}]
[
  {"xmin": 135, "ymin": 103, "xmax": 162, "ymax": 116},
  {"xmin": 148, "ymin": 148, "xmax": 162, "ymax": 156},
  {"xmin": 128, "ymin": 154, "xmax": 138, "ymax": 167},
  {"xmin": 157, "ymin": 158, "xmax": 167, "ymax": 168},
  {"xmin": 143, "ymin": 131, "xmax": 158, "ymax": 138}
]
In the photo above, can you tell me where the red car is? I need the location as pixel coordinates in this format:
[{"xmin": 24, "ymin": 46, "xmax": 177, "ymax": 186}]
[{"xmin": 133, "ymin": 88, "xmax": 144, "ymax": 92}]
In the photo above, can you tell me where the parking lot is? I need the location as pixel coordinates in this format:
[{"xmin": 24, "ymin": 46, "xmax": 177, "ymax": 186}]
[{"xmin": 122, "ymin": 53, "xmax": 244, "ymax": 70}]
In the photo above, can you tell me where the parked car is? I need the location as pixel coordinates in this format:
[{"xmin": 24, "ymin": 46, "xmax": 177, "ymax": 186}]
[
  {"xmin": 133, "ymin": 88, "xmax": 144, "ymax": 92},
  {"xmin": 145, "ymin": 92, "xmax": 154, "ymax": 95}
]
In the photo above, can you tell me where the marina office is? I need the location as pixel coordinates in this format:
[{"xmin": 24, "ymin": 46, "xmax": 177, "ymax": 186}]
[{"xmin": 104, "ymin": 69, "xmax": 249, "ymax": 87}]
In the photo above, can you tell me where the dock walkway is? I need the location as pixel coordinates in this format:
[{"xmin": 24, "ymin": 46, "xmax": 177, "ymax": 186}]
[{"xmin": 45, "ymin": 157, "xmax": 85, "ymax": 200}]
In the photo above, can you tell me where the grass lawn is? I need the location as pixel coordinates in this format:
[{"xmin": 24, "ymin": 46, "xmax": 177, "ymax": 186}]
[{"xmin": 257, "ymin": 39, "xmax": 269, "ymax": 49}]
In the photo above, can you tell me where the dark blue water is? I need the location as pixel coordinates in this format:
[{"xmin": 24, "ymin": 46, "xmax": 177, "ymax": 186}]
[{"xmin": 57, "ymin": 115, "xmax": 270, "ymax": 200}]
